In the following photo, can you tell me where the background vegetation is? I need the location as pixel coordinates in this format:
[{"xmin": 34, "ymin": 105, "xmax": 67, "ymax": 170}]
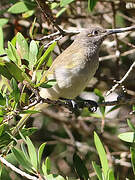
[{"xmin": 0, "ymin": 0, "xmax": 135, "ymax": 179}]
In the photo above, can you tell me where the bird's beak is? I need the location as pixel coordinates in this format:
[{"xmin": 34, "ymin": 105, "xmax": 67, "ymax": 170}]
[{"xmin": 106, "ymin": 25, "xmax": 135, "ymax": 35}]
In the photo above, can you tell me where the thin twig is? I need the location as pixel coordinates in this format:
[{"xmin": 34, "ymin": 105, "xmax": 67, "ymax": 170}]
[
  {"xmin": 106, "ymin": 60, "xmax": 135, "ymax": 96},
  {"xmin": 38, "ymin": 30, "xmax": 79, "ymax": 41},
  {"xmin": 0, "ymin": 156, "xmax": 39, "ymax": 180},
  {"xmin": 35, "ymin": 0, "xmax": 65, "ymax": 35},
  {"xmin": 99, "ymin": 49, "xmax": 135, "ymax": 61}
]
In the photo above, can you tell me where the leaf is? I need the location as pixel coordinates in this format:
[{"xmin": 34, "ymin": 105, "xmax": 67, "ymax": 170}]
[
  {"xmin": 42, "ymin": 157, "xmax": 51, "ymax": 176},
  {"xmin": 39, "ymin": 79, "xmax": 57, "ymax": 88},
  {"xmin": 127, "ymin": 119, "xmax": 135, "ymax": 132},
  {"xmin": 94, "ymin": 89, "xmax": 105, "ymax": 116},
  {"xmin": 73, "ymin": 153, "xmax": 89, "ymax": 180},
  {"xmin": 0, "ymin": 124, "xmax": 4, "ymax": 136},
  {"xmin": 56, "ymin": 7, "xmax": 67, "ymax": 17},
  {"xmin": 88, "ymin": 0, "xmax": 98, "ymax": 11},
  {"xmin": 0, "ymin": 27, "xmax": 4, "ymax": 54},
  {"xmin": 29, "ymin": 17, "xmax": 36, "ymax": 39},
  {"xmin": 26, "ymin": 136, "xmax": 38, "ymax": 171},
  {"xmin": 8, "ymin": 1, "xmax": 36, "ymax": 14},
  {"xmin": 118, "ymin": 132, "xmax": 135, "ymax": 143},
  {"xmin": 94, "ymin": 132, "xmax": 109, "ymax": 179},
  {"xmin": 45, "ymin": 157, "xmax": 51, "ymax": 175},
  {"xmin": 92, "ymin": 161, "xmax": 103, "ymax": 180},
  {"xmin": 46, "ymin": 174, "xmax": 65, "ymax": 180},
  {"xmin": 6, "ymin": 41, "xmax": 21, "ymax": 66},
  {"xmin": 29, "ymin": 40, "xmax": 38, "ymax": 70},
  {"xmin": 131, "ymin": 147, "xmax": 135, "ymax": 175},
  {"xmin": 60, "ymin": 0, "xmax": 75, "ymax": 7},
  {"xmin": 11, "ymin": 78, "xmax": 20, "ymax": 103},
  {"xmin": 22, "ymin": 10, "xmax": 35, "ymax": 18},
  {"xmin": 108, "ymin": 169, "xmax": 115, "ymax": 180},
  {"xmin": 21, "ymin": 110, "xmax": 40, "ymax": 114},
  {"xmin": 0, "ymin": 93, "xmax": 6, "ymax": 106},
  {"xmin": 11, "ymin": 147, "xmax": 33, "ymax": 172},
  {"xmin": 38, "ymin": 143, "xmax": 46, "ymax": 165},
  {"xmin": 36, "ymin": 42, "xmax": 57, "ymax": 70},
  {"xmin": 5, "ymin": 61, "xmax": 24, "ymax": 82},
  {"xmin": 0, "ymin": 18, "xmax": 8, "ymax": 26},
  {"xmin": 16, "ymin": 32, "xmax": 29, "ymax": 60}
]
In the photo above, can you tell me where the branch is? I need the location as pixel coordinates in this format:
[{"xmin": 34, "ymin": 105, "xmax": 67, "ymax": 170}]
[
  {"xmin": 99, "ymin": 49, "xmax": 135, "ymax": 61},
  {"xmin": 106, "ymin": 60, "xmax": 135, "ymax": 96},
  {"xmin": 35, "ymin": 0, "xmax": 65, "ymax": 35},
  {"xmin": 0, "ymin": 156, "xmax": 39, "ymax": 180}
]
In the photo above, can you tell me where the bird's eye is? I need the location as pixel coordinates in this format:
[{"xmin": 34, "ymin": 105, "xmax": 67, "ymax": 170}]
[
  {"xmin": 92, "ymin": 30, "xmax": 99, "ymax": 35},
  {"xmin": 88, "ymin": 30, "xmax": 99, "ymax": 37}
]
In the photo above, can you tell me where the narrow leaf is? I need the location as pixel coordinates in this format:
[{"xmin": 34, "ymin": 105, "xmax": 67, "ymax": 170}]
[
  {"xmin": 38, "ymin": 142, "xmax": 46, "ymax": 164},
  {"xmin": 94, "ymin": 132, "xmax": 109, "ymax": 178},
  {"xmin": 11, "ymin": 147, "xmax": 33, "ymax": 172},
  {"xmin": 127, "ymin": 119, "xmax": 135, "ymax": 132},
  {"xmin": 26, "ymin": 136, "xmax": 38, "ymax": 170},
  {"xmin": 73, "ymin": 153, "xmax": 89, "ymax": 180},
  {"xmin": 92, "ymin": 161, "xmax": 103, "ymax": 180},
  {"xmin": 60, "ymin": 0, "xmax": 75, "ymax": 7},
  {"xmin": 16, "ymin": 32, "xmax": 29, "ymax": 60},
  {"xmin": 118, "ymin": 132, "xmax": 135, "ymax": 143},
  {"xmin": 131, "ymin": 147, "xmax": 135, "ymax": 175},
  {"xmin": 29, "ymin": 40, "xmax": 38, "ymax": 69},
  {"xmin": 8, "ymin": 1, "xmax": 36, "ymax": 14},
  {"xmin": 6, "ymin": 42, "xmax": 21, "ymax": 66},
  {"xmin": 36, "ymin": 42, "xmax": 56, "ymax": 70},
  {"xmin": 88, "ymin": 0, "xmax": 98, "ymax": 11}
]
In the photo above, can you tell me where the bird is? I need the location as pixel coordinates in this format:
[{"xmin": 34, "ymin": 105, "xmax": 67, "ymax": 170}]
[
  {"xmin": 39, "ymin": 27, "xmax": 129, "ymax": 101},
  {"xmin": 13, "ymin": 26, "xmax": 133, "ymax": 134}
]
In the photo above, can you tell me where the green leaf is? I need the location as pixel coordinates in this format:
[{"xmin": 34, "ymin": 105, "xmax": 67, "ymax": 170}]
[
  {"xmin": 88, "ymin": 0, "xmax": 98, "ymax": 11},
  {"xmin": 26, "ymin": 136, "xmax": 38, "ymax": 171},
  {"xmin": 11, "ymin": 147, "xmax": 33, "ymax": 172},
  {"xmin": 20, "ymin": 127, "xmax": 37, "ymax": 138},
  {"xmin": 127, "ymin": 119, "xmax": 135, "ymax": 132},
  {"xmin": 94, "ymin": 89, "xmax": 105, "ymax": 116},
  {"xmin": 46, "ymin": 174, "xmax": 65, "ymax": 180},
  {"xmin": 29, "ymin": 17, "xmax": 36, "ymax": 39},
  {"xmin": 39, "ymin": 79, "xmax": 57, "ymax": 88},
  {"xmin": 60, "ymin": 0, "xmax": 75, "ymax": 7},
  {"xmin": 8, "ymin": 1, "xmax": 36, "ymax": 14},
  {"xmin": 108, "ymin": 169, "xmax": 115, "ymax": 180},
  {"xmin": 11, "ymin": 78, "xmax": 20, "ymax": 103},
  {"xmin": 29, "ymin": 40, "xmax": 38, "ymax": 70},
  {"xmin": 73, "ymin": 153, "xmax": 89, "ymax": 180},
  {"xmin": 22, "ymin": 10, "xmax": 35, "ymax": 18},
  {"xmin": 94, "ymin": 132, "xmax": 109, "ymax": 179},
  {"xmin": 0, "ymin": 27, "xmax": 4, "ymax": 54},
  {"xmin": 118, "ymin": 132, "xmax": 135, "ymax": 143},
  {"xmin": 0, "ymin": 18, "xmax": 8, "ymax": 26},
  {"xmin": 56, "ymin": 7, "xmax": 67, "ymax": 17},
  {"xmin": 21, "ymin": 110, "xmax": 40, "ymax": 114},
  {"xmin": 5, "ymin": 61, "xmax": 24, "ymax": 82},
  {"xmin": 0, "ymin": 93, "xmax": 6, "ymax": 106},
  {"xmin": 92, "ymin": 161, "xmax": 103, "ymax": 180},
  {"xmin": 36, "ymin": 42, "xmax": 57, "ymax": 70},
  {"xmin": 16, "ymin": 32, "xmax": 29, "ymax": 60},
  {"xmin": 45, "ymin": 157, "xmax": 51, "ymax": 175},
  {"xmin": 42, "ymin": 157, "xmax": 51, "ymax": 176},
  {"xmin": 38, "ymin": 142, "xmax": 46, "ymax": 165},
  {"xmin": 6, "ymin": 41, "xmax": 21, "ymax": 66},
  {"xmin": 131, "ymin": 147, "xmax": 135, "ymax": 175},
  {"xmin": 0, "ymin": 124, "xmax": 5, "ymax": 136}
]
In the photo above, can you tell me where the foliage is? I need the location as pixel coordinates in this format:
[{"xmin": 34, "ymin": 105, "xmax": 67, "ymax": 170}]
[{"xmin": 0, "ymin": 0, "xmax": 135, "ymax": 179}]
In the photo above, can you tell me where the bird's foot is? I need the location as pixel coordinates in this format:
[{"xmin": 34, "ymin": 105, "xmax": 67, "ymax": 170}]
[
  {"xmin": 62, "ymin": 99, "xmax": 80, "ymax": 116},
  {"xmin": 82, "ymin": 100, "xmax": 98, "ymax": 112}
]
